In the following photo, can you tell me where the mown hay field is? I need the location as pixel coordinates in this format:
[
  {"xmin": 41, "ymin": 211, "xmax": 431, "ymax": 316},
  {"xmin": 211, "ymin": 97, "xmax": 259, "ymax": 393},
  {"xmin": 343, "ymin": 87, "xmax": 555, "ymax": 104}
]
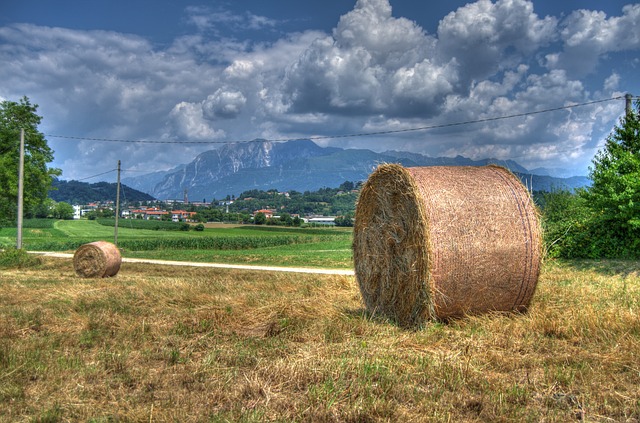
[{"xmin": 1, "ymin": 256, "xmax": 639, "ymax": 422}]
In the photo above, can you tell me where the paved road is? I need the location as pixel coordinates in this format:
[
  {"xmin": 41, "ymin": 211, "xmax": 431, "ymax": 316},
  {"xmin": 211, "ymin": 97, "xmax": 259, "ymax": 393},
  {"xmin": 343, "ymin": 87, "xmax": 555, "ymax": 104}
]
[{"xmin": 33, "ymin": 251, "xmax": 355, "ymax": 276}]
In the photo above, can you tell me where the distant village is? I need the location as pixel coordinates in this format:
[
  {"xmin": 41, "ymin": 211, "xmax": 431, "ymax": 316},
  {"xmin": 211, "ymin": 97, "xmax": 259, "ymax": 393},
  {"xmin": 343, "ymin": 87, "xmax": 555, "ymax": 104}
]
[
  {"xmin": 72, "ymin": 192, "xmax": 347, "ymax": 226},
  {"xmin": 59, "ymin": 180, "xmax": 360, "ymax": 227}
]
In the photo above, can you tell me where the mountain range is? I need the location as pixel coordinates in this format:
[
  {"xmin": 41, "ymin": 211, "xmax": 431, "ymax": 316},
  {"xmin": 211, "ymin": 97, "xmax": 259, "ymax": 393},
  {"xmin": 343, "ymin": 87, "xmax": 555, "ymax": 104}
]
[{"xmin": 121, "ymin": 139, "xmax": 590, "ymax": 201}]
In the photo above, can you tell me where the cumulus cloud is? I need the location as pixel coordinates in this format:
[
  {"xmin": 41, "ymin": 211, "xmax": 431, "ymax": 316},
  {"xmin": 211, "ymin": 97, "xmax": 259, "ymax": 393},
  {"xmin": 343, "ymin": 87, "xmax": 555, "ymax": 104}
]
[
  {"xmin": 166, "ymin": 29, "xmax": 325, "ymax": 138},
  {"xmin": 169, "ymin": 102, "xmax": 225, "ymax": 139},
  {"xmin": 0, "ymin": 22, "xmax": 225, "ymax": 178},
  {"xmin": 202, "ymin": 89, "xmax": 247, "ymax": 119},
  {"xmin": 281, "ymin": 0, "xmax": 562, "ymax": 120},
  {"xmin": 0, "ymin": 23, "xmax": 216, "ymax": 133},
  {"xmin": 426, "ymin": 66, "xmax": 594, "ymax": 161},
  {"xmin": 224, "ymin": 60, "xmax": 258, "ymax": 79},
  {"xmin": 437, "ymin": 0, "xmax": 557, "ymax": 84},
  {"xmin": 1, "ymin": 0, "xmax": 638, "ymax": 179},
  {"xmin": 282, "ymin": 0, "xmax": 451, "ymax": 117},
  {"xmin": 547, "ymin": 4, "xmax": 640, "ymax": 76},
  {"xmin": 603, "ymin": 73, "xmax": 621, "ymax": 92}
]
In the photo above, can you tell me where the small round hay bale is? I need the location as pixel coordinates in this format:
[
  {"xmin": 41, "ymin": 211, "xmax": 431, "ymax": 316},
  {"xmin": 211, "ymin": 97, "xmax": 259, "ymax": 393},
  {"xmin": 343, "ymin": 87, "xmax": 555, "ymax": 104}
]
[
  {"xmin": 353, "ymin": 164, "xmax": 542, "ymax": 327},
  {"xmin": 73, "ymin": 241, "xmax": 122, "ymax": 278}
]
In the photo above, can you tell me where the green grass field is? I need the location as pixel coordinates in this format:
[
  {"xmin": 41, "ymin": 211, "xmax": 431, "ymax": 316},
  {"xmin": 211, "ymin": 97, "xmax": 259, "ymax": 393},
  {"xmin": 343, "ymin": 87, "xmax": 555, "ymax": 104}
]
[
  {"xmin": 0, "ymin": 219, "xmax": 353, "ymax": 269},
  {"xmin": 125, "ymin": 241, "xmax": 353, "ymax": 268}
]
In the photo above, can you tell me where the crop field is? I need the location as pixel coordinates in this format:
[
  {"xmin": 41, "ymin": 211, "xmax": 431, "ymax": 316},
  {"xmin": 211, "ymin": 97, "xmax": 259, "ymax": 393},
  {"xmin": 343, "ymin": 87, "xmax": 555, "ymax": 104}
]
[
  {"xmin": 0, "ymin": 220, "xmax": 353, "ymax": 268},
  {"xmin": 1, "ymin": 220, "xmax": 639, "ymax": 421}
]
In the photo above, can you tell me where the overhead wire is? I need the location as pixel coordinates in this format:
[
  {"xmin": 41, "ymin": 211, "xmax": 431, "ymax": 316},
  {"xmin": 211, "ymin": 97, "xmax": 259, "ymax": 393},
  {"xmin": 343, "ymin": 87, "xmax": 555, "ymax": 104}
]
[
  {"xmin": 44, "ymin": 96, "xmax": 629, "ymax": 145},
  {"xmin": 74, "ymin": 169, "xmax": 117, "ymax": 181},
  {"xmin": 55, "ymin": 95, "xmax": 636, "ymax": 181}
]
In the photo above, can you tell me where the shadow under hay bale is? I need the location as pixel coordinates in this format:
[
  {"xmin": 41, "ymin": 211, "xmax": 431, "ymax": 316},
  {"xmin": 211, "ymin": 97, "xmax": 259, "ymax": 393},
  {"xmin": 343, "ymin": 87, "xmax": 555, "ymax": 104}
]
[
  {"xmin": 73, "ymin": 241, "xmax": 122, "ymax": 278},
  {"xmin": 353, "ymin": 164, "xmax": 542, "ymax": 327}
]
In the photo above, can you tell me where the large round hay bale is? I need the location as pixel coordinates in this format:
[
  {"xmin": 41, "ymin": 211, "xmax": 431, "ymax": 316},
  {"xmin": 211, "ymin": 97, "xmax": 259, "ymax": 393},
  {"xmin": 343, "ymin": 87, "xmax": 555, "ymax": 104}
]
[
  {"xmin": 73, "ymin": 241, "xmax": 122, "ymax": 278},
  {"xmin": 353, "ymin": 164, "xmax": 542, "ymax": 327}
]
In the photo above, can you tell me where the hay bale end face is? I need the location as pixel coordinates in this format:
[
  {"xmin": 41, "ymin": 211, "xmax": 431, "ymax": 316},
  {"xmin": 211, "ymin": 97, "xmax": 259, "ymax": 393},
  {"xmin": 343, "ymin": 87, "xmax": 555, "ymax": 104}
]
[
  {"xmin": 353, "ymin": 164, "xmax": 542, "ymax": 327},
  {"xmin": 73, "ymin": 241, "xmax": 122, "ymax": 278}
]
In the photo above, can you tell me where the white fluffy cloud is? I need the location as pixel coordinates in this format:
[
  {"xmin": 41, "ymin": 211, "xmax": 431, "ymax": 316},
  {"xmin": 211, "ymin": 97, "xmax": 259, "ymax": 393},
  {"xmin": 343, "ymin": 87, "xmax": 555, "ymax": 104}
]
[
  {"xmin": 278, "ymin": 0, "xmax": 636, "ymax": 171},
  {"xmin": 169, "ymin": 102, "xmax": 225, "ymax": 139},
  {"xmin": 437, "ymin": 0, "xmax": 557, "ymax": 82},
  {"xmin": 0, "ymin": 0, "xmax": 638, "ymax": 179},
  {"xmin": 0, "ymin": 23, "xmax": 218, "ymax": 133},
  {"xmin": 547, "ymin": 4, "xmax": 640, "ymax": 75},
  {"xmin": 202, "ymin": 89, "xmax": 247, "ymax": 120},
  {"xmin": 282, "ymin": 0, "xmax": 451, "ymax": 117},
  {"xmin": 0, "ymin": 23, "xmax": 226, "ymax": 177}
]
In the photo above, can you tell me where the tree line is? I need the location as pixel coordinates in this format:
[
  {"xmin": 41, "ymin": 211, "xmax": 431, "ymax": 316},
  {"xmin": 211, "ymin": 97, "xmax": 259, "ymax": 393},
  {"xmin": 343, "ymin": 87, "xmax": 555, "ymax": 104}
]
[{"xmin": 539, "ymin": 98, "xmax": 640, "ymax": 258}]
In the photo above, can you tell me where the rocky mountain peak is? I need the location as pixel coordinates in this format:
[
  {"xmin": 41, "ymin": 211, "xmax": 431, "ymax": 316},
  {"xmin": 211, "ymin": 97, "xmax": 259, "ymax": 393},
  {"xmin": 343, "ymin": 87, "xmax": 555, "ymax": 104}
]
[{"xmin": 121, "ymin": 139, "xmax": 589, "ymax": 201}]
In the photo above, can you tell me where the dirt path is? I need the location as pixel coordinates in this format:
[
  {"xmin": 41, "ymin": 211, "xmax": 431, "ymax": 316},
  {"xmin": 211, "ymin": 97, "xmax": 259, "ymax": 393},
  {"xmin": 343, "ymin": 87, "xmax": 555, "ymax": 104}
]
[{"xmin": 33, "ymin": 251, "xmax": 355, "ymax": 276}]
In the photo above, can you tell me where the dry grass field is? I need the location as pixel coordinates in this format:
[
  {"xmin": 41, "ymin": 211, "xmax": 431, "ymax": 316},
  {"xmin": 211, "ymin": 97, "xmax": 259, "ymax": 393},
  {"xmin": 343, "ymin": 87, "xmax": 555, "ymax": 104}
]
[{"xmin": 1, "ymin": 257, "xmax": 639, "ymax": 422}]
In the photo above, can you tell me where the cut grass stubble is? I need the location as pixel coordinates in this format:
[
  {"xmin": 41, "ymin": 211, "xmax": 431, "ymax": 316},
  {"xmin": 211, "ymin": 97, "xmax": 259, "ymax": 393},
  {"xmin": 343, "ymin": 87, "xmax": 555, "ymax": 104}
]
[{"xmin": 0, "ymin": 257, "xmax": 639, "ymax": 421}]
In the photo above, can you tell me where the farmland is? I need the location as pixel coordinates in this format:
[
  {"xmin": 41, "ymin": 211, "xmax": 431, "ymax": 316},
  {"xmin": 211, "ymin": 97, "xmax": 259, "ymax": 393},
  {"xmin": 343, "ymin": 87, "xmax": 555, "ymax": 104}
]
[
  {"xmin": 1, "ymin": 220, "xmax": 639, "ymax": 421},
  {"xmin": 0, "ymin": 219, "xmax": 353, "ymax": 269},
  {"xmin": 1, "ymin": 256, "xmax": 639, "ymax": 421}
]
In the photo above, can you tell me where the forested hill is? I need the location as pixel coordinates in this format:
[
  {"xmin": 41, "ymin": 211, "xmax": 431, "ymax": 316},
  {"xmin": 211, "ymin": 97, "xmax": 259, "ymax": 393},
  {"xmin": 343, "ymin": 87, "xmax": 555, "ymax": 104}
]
[{"xmin": 49, "ymin": 179, "xmax": 155, "ymax": 204}]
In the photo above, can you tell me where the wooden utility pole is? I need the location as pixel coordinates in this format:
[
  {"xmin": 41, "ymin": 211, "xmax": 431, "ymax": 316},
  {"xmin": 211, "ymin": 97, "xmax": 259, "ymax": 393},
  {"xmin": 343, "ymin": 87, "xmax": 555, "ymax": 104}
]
[
  {"xmin": 626, "ymin": 93, "xmax": 633, "ymax": 116},
  {"xmin": 114, "ymin": 160, "xmax": 121, "ymax": 247},
  {"xmin": 16, "ymin": 129, "xmax": 24, "ymax": 249}
]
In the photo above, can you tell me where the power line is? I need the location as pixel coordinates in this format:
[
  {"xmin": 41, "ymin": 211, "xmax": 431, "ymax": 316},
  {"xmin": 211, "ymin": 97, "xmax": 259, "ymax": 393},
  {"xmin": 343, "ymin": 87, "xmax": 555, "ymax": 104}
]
[
  {"xmin": 120, "ymin": 169, "xmax": 152, "ymax": 174},
  {"xmin": 45, "ymin": 96, "xmax": 629, "ymax": 145},
  {"xmin": 70, "ymin": 168, "xmax": 152, "ymax": 182},
  {"xmin": 74, "ymin": 169, "xmax": 117, "ymax": 181},
  {"xmin": 304, "ymin": 96, "xmax": 630, "ymax": 141}
]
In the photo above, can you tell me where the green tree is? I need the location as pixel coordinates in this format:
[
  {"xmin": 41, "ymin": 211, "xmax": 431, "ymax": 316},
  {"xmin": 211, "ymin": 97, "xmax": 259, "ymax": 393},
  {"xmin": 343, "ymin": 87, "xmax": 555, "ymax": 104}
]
[
  {"xmin": 53, "ymin": 201, "xmax": 75, "ymax": 220},
  {"xmin": 279, "ymin": 213, "xmax": 293, "ymax": 226},
  {"xmin": 0, "ymin": 97, "xmax": 61, "ymax": 224},
  {"xmin": 31, "ymin": 197, "xmax": 55, "ymax": 218},
  {"xmin": 580, "ymin": 98, "xmax": 640, "ymax": 257},
  {"xmin": 539, "ymin": 190, "xmax": 590, "ymax": 258},
  {"xmin": 339, "ymin": 181, "xmax": 355, "ymax": 191},
  {"xmin": 254, "ymin": 212, "xmax": 267, "ymax": 225},
  {"xmin": 334, "ymin": 213, "xmax": 354, "ymax": 227}
]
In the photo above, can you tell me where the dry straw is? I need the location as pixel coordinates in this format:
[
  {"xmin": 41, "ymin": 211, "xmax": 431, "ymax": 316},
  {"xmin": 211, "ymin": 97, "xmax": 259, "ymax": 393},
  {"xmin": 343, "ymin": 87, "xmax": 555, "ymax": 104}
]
[
  {"xmin": 353, "ymin": 164, "xmax": 542, "ymax": 327},
  {"xmin": 73, "ymin": 241, "xmax": 122, "ymax": 278}
]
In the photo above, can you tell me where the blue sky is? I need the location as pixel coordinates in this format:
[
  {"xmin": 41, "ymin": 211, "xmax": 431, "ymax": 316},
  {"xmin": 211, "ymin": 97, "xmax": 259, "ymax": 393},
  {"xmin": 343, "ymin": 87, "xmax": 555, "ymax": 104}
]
[{"xmin": 1, "ymin": 0, "xmax": 639, "ymax": 180}]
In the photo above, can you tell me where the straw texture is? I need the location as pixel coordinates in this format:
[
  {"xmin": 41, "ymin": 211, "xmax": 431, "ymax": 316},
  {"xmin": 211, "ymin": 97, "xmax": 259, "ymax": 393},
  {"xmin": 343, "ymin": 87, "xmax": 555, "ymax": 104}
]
[
  {"xmin": 73, "ymin": 241, "xmax": 122, "ymax": 278},
  {"xmin": 353, "ymin": 164, "xmax": 542, "ymax": 327}
]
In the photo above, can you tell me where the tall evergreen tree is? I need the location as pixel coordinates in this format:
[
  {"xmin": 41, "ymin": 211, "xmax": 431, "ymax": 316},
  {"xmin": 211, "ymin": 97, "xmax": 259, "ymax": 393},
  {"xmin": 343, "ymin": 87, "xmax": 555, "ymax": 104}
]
[
  {"xmin": 580, "ymin": 98, "xmax": 640, "ymax": 257},
  {"xmin": 0, "ymin": 97, "xmax": 61, "ymax": 224}
]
